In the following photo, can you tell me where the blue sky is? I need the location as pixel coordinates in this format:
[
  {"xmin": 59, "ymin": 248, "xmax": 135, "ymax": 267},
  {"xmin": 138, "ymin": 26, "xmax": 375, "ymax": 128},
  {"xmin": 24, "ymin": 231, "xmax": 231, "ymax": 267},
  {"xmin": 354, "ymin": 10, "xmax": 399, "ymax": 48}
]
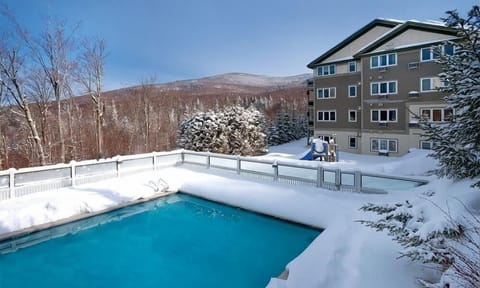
[{"xmin": 1, "ymin": 0, "xmax": 477, "ymax": 89}]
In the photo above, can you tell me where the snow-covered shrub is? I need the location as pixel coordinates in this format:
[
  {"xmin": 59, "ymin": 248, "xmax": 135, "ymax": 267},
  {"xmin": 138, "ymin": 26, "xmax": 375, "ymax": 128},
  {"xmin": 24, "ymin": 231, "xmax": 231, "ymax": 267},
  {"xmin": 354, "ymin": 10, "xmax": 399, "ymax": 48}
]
[
  {"xmin": 421, "ymin": 6, "xmax": 480, "ymax": 187},
  {"xmin": 359, "ymin": 195, "xmax": 463, "ymax": 266},
  {"xmin": 360, "ymin": 192, "xmax": 480, "ymax": 288},
  {"xmin": 177, "ymin": 106, "xmax": 267, "ymax": 156}
]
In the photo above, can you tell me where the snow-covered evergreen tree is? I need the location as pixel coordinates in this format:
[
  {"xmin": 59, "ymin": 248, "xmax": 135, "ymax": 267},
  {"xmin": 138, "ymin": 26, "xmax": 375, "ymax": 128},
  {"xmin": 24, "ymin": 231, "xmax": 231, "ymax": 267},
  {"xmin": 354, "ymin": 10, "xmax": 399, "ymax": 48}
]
[
  {"xmin": 421, "ymin": 6, "xmax": 480, "ymax": 187},
  {"xmin": 177, "ymin": 105, "xmax": 267, "ymax": 156},
  {"xmin": 267, "ymin": 111, "xmax": 307, "ymax": 146}
]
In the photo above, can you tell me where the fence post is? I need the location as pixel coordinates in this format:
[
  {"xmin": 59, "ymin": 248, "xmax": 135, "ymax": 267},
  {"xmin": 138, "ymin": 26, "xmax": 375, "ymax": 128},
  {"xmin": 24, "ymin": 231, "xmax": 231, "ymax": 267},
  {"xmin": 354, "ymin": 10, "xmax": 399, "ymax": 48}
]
[
  {"xmin": 272, "ymin": 161, "xmax": 278, "ymax": 181},
  {"xmin": 354, "ymin": 170, "xmax": 362, "ymax": 193},
  {"xmin": 116, "ymin": 156, "xmax": 121, "ymax": 178},
  {"xmin": 236, "ymin": 155, "xmax": 241, "ymax": 174},
  {"xmin": 152, "ymin": 152, "xmax": 157, "ymax": 171},
  {"xmin": 180, "ymin": 150, "xmax": 185, "ymax": 165},
  {"xmin": 316, "ymin": 166, "xmax": 323, "ymax": 188},
  {"xmin": 206, "ymin": 152, "xmax": 211, "ymax": 169},
  {"xmin": 335, "ymin": 169, "xmax": 341, "ymax": 190},
  {"xmin": 70, "ymin": 161, "xmax": 76, "ymax": 187},
  {"xmin": 8, "ymin": 168, "xmax": 15, "ymax": 199}
]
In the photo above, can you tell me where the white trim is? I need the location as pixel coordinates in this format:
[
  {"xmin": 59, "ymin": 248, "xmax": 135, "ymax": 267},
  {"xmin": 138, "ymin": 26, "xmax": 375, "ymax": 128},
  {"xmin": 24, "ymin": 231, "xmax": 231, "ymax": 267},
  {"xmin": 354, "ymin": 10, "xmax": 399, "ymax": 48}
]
[
  {"xmin": 348, "ymin": 109, "xmax": 357, "ymax": 122},
  {"xmin": 348, "ymin": 136, "xmax": 357, "ymax": 149},
  {"xmin": 348, "ymin": 85, "xmax": 357, "ymax": 97},
  {"xmin": 317, "ymin": 110, "xmax": 337, "ymax": 122},
  {"xmin": 317, "ymin": 87, "xmax": 336, "ymax": 99},
  {"xmin": 370, "ymin": 80, "xmax": 397, "ymax": 95},
  {"xmin": 370, "ymin": 109, "xmax": 398, "ymax": 123},
  {"xmin": 370, "ymin": 138, "xmax": 398, "ymax": 153},
  {"xmin": 370, "ymin": 53, "xmax": 397, "ymax": 69},
  {"xmin": 420, "ymin": 107, "xmax": 453, "ymax": 122},
  {"xmin": 420, "ymin": 140, "xmax": 434, "ymax": 150},
  {"xmin": 420, "ymin": 77, "xmax": 442, "ymax": 92},
  {"xmin": 348, "ymin": 61, "xmax": 357, "ymax": 73},
  {"xmin": 316, "ymin": 64, "xmax": 336, "ymax": 77}
]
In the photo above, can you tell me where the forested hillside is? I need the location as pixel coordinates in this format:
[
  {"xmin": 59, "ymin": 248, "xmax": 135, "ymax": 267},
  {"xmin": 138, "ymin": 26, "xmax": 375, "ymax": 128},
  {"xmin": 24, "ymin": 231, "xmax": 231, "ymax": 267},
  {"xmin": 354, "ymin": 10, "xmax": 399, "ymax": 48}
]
[{"xmin": 0, "ymin": 73, "xmax": 308, "ymax": 169}]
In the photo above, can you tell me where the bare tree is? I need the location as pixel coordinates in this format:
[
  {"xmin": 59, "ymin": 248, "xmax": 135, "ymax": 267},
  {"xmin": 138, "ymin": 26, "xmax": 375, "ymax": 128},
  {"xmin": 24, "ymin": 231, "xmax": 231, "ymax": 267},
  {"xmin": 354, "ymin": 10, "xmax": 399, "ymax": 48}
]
[
  {"xmin": 79, "ymin": 38, "xmax": 106, "ymax": 159},
  {"xmin": 0, "ymin": 44, "xmax": 46, "ymax": 165},
  {"xmin": 24, "ymin": 18, "xmax": 78, "ymax": 163}
]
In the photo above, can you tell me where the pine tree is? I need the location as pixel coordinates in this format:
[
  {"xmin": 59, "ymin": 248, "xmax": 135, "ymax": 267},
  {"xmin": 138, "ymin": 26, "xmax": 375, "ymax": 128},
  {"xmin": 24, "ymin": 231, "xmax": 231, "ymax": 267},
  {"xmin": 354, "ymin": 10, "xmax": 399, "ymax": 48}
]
[
  {"xmin": 421, "ymin": 6, "xmax": 480, "ymax": 187},
  {"xmin": 177, "ymin": 105, "xmax": 267, "ymax": 155}
]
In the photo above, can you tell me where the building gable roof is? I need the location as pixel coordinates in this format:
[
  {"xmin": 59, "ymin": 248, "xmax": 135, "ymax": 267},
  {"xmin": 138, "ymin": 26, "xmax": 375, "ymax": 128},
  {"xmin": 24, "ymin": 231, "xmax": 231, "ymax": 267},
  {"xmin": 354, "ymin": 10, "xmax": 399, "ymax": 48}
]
[
  {"xmin": 306, "ymin": 19, "xmax": 402, "ymax": 69},
  {"xmin": 353, "ymin": 20, "xmax": 458, "ymax": 57}
]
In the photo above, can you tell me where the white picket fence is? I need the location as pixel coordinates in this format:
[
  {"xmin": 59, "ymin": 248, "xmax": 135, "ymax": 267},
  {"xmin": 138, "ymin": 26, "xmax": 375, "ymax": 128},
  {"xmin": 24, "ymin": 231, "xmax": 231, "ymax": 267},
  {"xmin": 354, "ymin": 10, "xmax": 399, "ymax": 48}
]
[{"xmin": 0, "ymin": 150, "xmax": 428, "ymax": 202}]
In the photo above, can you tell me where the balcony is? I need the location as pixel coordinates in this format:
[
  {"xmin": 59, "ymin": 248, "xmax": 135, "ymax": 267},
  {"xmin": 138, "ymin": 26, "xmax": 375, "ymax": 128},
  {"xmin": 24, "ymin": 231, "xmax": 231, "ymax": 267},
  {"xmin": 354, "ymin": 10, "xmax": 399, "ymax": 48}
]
[{"xmin": 307, "ymin": 78, "xmax": 314, "ymax": 87}]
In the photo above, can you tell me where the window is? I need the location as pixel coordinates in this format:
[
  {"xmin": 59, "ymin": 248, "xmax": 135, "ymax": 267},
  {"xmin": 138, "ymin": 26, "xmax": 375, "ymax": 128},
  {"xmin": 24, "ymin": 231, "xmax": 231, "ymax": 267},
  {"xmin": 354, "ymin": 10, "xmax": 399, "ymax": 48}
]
[
  {"xmin": 348, "ymin": 137, "xmax": 357, "ymax": 149},
  {"xmin": 370, "ymin": 53, "xmax": 397, "ymax": 68},
  {"xmin": 421, "ymin": 108, "xmax": 453, "ymax": 122},
  {"xmin": 317, "ymin": 87, "xmax": 336, "ymax": 99},
  {"xmin": 371, "ymin": 109, "xmax": 397, "ymax": 122},
  {"xmin": 420, "ymin": 77, "xmax": 443, "ymax": 92},
  {"xmin": 348, "ymin": 85, "xmax": 357, "ymax": 97},
  {"xmin": 371, "ymin": 81, "xmax": 397, "ymax": 95},
  {"xmin": 317, "ymin": 110, "xmax": 336, "ymax": 122},
  {"xmin": 421, "ymin": 45, "xmax": 455, "ymax": 61},
  {"xmin": 371, "ymin": 138, "xmax": 398, "ymax": 153},
  {"xmin": 316, "ymin": 64, "xmax": 336, "ymax": 76},
  {"xmin": 421, "ymin": 47, "xmax": 440, "ymax": 61},
  {"xmin": 348, "ymin": 110, "xmax": 357, "ymax": 122},
  {"xmin": 348, "ymin": 62, "xmax": 356, "ymax": 72},
  {"xmin": 420, "ymin": 141, "xmax": 434, "ymax": 150},
  {"xmin": 444, "ymin": 44, "xmax": 455, "ymax": 56}
]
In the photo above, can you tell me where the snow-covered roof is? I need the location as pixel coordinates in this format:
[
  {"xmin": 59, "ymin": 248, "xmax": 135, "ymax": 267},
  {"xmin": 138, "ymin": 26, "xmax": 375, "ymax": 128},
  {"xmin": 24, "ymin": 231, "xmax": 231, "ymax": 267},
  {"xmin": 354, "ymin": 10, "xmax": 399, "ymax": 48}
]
[{"xmin": 307, "ymin": 18, "xmax": 457, "ymax": 68}]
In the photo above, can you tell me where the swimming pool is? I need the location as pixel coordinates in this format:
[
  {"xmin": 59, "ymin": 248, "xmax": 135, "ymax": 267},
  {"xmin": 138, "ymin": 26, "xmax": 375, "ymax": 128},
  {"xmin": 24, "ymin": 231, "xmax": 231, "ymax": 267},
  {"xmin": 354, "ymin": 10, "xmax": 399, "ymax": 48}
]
[{"xmin": 0, "ymin": 194, "xmax": 320, "ymax": 288}]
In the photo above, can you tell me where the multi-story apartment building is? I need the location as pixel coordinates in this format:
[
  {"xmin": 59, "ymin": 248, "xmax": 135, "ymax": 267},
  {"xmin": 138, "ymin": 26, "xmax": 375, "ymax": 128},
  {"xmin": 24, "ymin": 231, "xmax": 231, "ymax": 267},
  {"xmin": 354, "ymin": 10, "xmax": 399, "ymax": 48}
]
[{"xmin": 306, "ymin": 19, "xmax": 458, "ymax": 156}]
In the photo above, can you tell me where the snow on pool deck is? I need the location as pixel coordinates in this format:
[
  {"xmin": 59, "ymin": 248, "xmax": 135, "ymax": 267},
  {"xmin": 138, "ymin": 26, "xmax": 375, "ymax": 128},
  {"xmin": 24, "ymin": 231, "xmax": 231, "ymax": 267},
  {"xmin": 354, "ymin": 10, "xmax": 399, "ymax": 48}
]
[{"xmin": 0, "ymin": 139, "xmax": 476, "ymax": 288}]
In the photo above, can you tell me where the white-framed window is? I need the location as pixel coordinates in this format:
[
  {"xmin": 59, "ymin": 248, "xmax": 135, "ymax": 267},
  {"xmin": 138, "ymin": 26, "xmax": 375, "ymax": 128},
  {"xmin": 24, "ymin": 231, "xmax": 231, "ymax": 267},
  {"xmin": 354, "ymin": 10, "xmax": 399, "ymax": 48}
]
[
  {"xmin": 371, "ymin": 81, "xmax": 397, "ymax": 95},
  {"xmin": 348, "ymin": 110, "xmax": 357, "ymax": 122},
  {"xmin": 370, "ymin": 53, "xmax": 397, "ymax": 68},
  {"xmin": 348, "ymin": 61, "xmax": 356, "ymax": 73},
  {"xmin": 317, "ymin": 87, "xmax": 336, "ymax": 99},
  {"xmin": 420, "ymin": 77, "xmax": 444, "ymax": 92},
  {"xmin": 316, "ymin": 64, "xmax": 336, "ymax": 76},
  {"xmin": 371, "ymin": 138, "xmax": 398, "ymax": 153},
  {"xmin": 317, "ymin": 110, "xmax": 336, "ymax": 122},
  {"xmin": 348, "ymin": 136, "xmax": 357, "ymax": 149},
  {"xmin": 420, "ymin": 141, "xmax": 434, "ymax": 150},
  {"xmin": 421, "ymin": 108, "xmax": 453, "ymax": 122},
  {"xmin": 348, "ymin": 85, "xmax": 357, "ymax": 97},
  {"xmin": 421, "ymin": 44, "xmax": 455, "ymax": 62},
  {"xmin": 371, "ymin": 109, "xmax": 397, "ymax": 122}
]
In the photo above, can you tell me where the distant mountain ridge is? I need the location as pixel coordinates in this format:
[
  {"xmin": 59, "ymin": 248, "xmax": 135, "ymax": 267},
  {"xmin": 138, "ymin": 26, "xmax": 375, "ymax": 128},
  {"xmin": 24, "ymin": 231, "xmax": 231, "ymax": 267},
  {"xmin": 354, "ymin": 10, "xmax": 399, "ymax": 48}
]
[{"xmin": 113, "ymin": 72, "xmax": 311, "ymax": 94}]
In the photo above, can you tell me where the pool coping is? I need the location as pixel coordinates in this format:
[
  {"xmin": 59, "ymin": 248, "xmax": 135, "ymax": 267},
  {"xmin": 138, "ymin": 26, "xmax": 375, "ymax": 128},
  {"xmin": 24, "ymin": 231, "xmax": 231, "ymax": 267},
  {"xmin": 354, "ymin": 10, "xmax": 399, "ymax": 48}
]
[{"xmin": 0, "ymin": 191, "xmax": 178, "ymax": 243}]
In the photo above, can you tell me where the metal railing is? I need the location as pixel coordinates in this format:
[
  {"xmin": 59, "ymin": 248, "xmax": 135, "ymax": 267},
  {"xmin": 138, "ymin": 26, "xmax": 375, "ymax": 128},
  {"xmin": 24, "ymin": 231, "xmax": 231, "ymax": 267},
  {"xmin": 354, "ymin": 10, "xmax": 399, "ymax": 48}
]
[{"xmin": 0, "ymin": 149, "xmax": 428, "ymax": 202}]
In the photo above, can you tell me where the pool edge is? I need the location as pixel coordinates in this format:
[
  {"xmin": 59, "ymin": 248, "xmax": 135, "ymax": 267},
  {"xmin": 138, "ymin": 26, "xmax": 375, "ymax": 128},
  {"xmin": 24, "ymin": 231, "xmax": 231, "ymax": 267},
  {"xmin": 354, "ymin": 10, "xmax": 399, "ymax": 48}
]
[{"xmin": 0, "ymin": 191, "xmax": 178, "ymax": 243}]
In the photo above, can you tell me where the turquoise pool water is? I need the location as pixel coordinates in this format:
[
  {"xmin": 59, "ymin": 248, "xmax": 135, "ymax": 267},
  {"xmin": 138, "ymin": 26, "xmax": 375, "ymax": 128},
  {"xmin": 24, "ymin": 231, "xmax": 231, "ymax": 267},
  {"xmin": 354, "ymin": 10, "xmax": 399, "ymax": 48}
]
[{"xmin": 0, "ymin": 194, "xmax": 320, "ymax": 288}]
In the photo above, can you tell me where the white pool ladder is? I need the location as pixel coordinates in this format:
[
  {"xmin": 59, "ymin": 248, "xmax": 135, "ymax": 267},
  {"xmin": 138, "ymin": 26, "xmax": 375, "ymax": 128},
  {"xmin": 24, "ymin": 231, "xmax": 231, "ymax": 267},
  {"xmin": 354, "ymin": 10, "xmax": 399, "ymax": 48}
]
[{"xmin": 147, "ymin": 177, "xmax": 169, "ymax": 193}]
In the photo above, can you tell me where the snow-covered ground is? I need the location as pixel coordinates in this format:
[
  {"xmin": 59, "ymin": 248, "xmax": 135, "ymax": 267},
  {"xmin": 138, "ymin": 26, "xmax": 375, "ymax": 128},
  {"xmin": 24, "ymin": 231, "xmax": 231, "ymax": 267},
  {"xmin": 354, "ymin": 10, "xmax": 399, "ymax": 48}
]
[{"xmin": 0, "ymin": 139, "xmax": 478, "ymax": 287}]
